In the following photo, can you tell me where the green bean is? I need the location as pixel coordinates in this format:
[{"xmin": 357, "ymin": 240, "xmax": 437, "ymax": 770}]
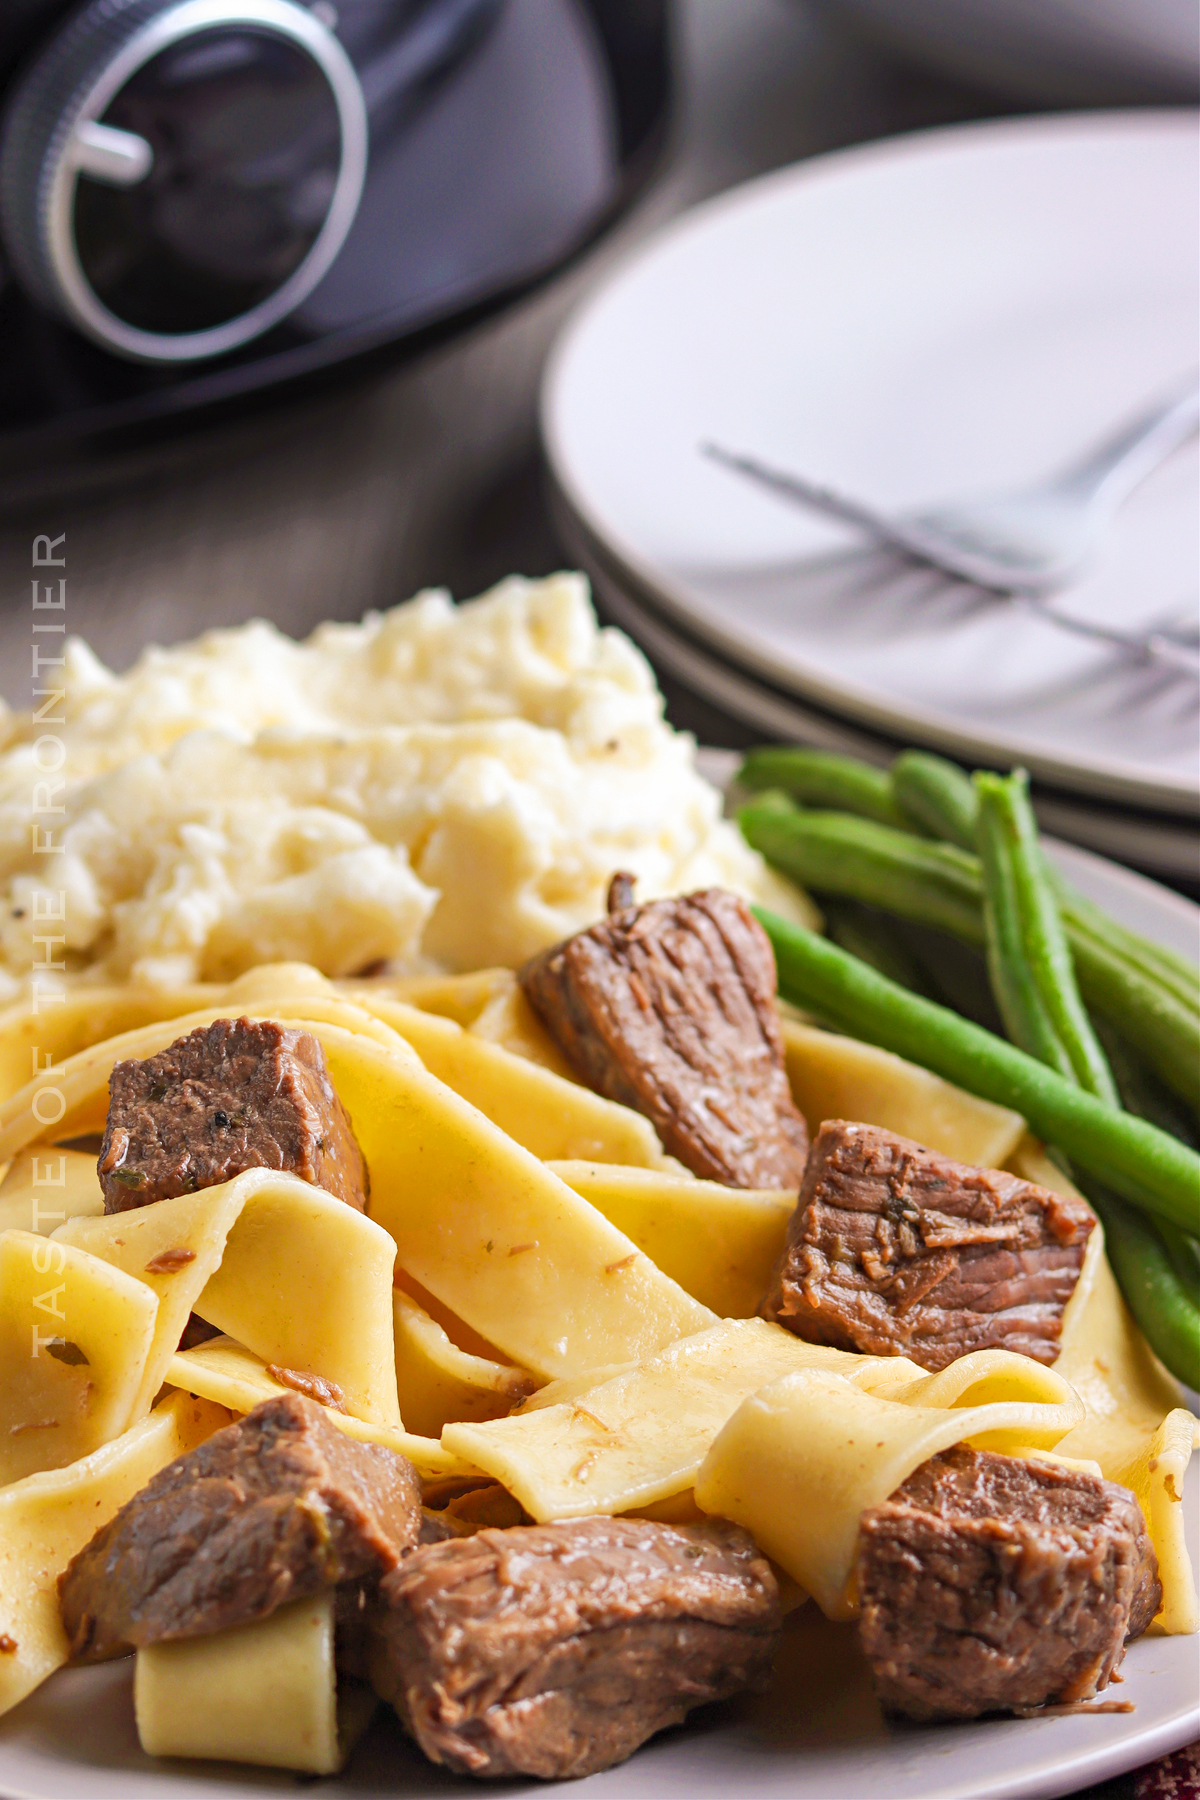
[
  {"xmin": 974, "ymin": 773, "xmax": 1077, "ymax": 1082},
  {"xmin": 1090, "ymin": 1015, "xmax": 1200, "ymax": 1149},
  {"xmin": 891, "ymin": 749, "xmax": 979, "ymax": 850},
  {"xmin": 1056, "ymin": 880, "xmax": 1200, "ymax": 1018},
  {"xmin": 738, "ymin": 747, "xmax": 908, "ymax": 829},
  {"xmin": 889, "ymin": 749, "xmax": 1198, "ymax": 1020},
  {"xmin": 755, "ymin": 907, "xmax": 1200, "ymax": 1235},
  {"xmin": 975, "ymin": 771, "xmax": 1119, "ymax": 1104},
  {"xmin": 740, "ymin": 801, "xmax": 1200, "ymax": 1117},
  {"xmin": 1069, "ymin": 931, "xmax": 1200, "ymax": 1117},
  {"xmin": 1082, "ymin": 1185, "xmax": 1200, "ymax": 1390},
  {"xmin": 739, "ymin": 802, "xmax": 984, "ymax": 942},
  {"xmin": 962, "ymin": 770, "xmax": 1190, "ymax": 1363},
  {"xmin": 738, "ymin": 785, "xmax": 797, "ymax": 817},
  {"xmin": 820, "ymin": 900, "xmax": 935, "ymax": 997}
]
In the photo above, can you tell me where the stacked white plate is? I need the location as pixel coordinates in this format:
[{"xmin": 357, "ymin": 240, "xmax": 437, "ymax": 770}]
[{"xmin": 542, "ymin": 110, "xmax": 1200, "ymax": 881}]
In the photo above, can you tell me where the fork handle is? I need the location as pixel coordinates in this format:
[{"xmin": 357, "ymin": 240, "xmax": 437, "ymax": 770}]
[{"xmin": 1054, "ymin": 372, "xmax": 1199, "ymax": 510}]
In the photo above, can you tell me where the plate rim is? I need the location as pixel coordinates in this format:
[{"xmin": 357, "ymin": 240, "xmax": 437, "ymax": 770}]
[
  {"xmin": 573, "ymin": 514, "xmax": 1200, "ymax": 882},
  {"xmin": 541, "ymin": 105, "xmax": 1200, "ymax": 816}
]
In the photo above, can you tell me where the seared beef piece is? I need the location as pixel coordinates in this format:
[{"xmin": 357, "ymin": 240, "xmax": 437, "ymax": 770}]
[
  {"xmin": 519, "ymin": 887, "xmax": 809, "ymax": 1189},
  {"xmin": 98, "ymin": 1015, "xmax": 368, "ymax": 1214},
  {"xmin": 857, "ymin": 1446, "xmax": 1160, "ymax": 1721},
  {"xmin": 762, "ymin": 1120, "xmax": 1094, "ymax": 1369},
  {"xmin": 59, "ymin": 1394, "xmax": 420, "ymax": 1660},
  {"xmin": 367, "ymin": 1515, "xmax": 781, "ymax": 1781}
]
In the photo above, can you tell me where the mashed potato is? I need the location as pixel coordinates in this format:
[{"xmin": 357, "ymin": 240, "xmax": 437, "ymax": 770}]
[{"xmin": 0, "ymin": 573, "xmax": 815, "ymax": 998}]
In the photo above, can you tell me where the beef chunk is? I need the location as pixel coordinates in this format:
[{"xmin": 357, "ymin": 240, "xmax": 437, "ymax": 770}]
[
  {"xmin": 98, "ymin": 1016, "xmax": 368, "ymax": 1214},
  {"xmin": 762, "ymin": 1121, "xmax": 1094, "ymax": 1369},
  {"xmin": 857, "ymin": 1446, "xmax": 1160, "ymax": 1720},
  {"xmin": 59, "ymin": 1394, "xmax": 420, "ymax": 1660},
  {"xmin": 367, "ymin": 1515, "xmax": 781, "ymax": 1780},
  {"xmin": 519, "ymin": 887, "xmax": 809, "ymax": 1189}
]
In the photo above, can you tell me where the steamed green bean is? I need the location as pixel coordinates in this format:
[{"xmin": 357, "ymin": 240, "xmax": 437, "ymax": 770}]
[
  {"xmin": 740, "ymin": 799, "xmax": 1200, "ymax": 1116},
  {"xmin": 891, "ymin": 749, "xmax": 978, "ymax": 850},
  {"xmin": 738, "ymin": 747, "xmax": 908, "ymax": 828},
  {"xmin": 975, "ymin": 771, "xmax": 1118, "ymax": 1104},
  {"xmin": 756, "ymin": 908, "xmax": 1200, "ymax": 1236}
]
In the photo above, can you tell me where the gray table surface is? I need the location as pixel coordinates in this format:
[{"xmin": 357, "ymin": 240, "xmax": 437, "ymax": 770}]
[{"xmin": 0, "ymin": 9, "xmax": 1183, "ymax": 1792}]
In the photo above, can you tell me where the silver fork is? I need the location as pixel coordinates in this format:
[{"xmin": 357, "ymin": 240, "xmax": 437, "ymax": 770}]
[{"xmin": 701, "ymin": 375, "xmax": 1199, "ymax": 663}]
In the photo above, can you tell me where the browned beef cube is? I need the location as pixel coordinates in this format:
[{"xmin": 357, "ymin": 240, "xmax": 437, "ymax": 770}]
[
  {"xmin": 519, "ymin": 887, "xmax": 809, "ymax": 1189},
  {"xmin": 761, "ymin": 1120, "xmax": 1094, "ymax": 1369},
  {"xmin": 857, "ymin": 1446, "xmax": 1160, "ymax": 1721},
  {"xmin": 98, "ymin": 1015, "xmax": 368, "ymax": 1214},
  {"xmin": 59, "ymin": 1394, "xmax": 421, "ymax": 1660},
  {"xmin": 367, "ymin": 1515, "xmax": 781, "ymax": 1780}
]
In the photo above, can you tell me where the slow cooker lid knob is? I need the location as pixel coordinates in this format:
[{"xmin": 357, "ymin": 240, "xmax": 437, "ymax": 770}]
[{"xmin": 0, "ymin": 0, "xmax": 368, "ymax": 364}]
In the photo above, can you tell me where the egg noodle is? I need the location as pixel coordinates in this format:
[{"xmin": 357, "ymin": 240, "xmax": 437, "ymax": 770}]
[
  {"xmin": 0, "ymin": 960, "xmax": 1192, "ymax": 1769},
  {"xmin": 0, "ymin": 579, "xmax": 1192, "ymax": 1774}
]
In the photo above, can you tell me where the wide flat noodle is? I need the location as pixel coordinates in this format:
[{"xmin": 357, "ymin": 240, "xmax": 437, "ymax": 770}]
[
  {"xmin": 782, "ymin": 1020, "xmax": 1025, "ymax": 1167},
  {"xmin": 135, "ymin": 1593, "xmax": 377, "ymax": 1774},
  {"xmin": 443, "ymin": 1319, "xmax": 906, "ymax": 1520},
  {"xmin": 343, "ymin": 970, "xmax": 578, "ymax": 1076},
  {"xmin": 56, "ymin": 1170, "xmax": 402, "ymax": 1428},
  {"xmin": 195, "ymin": 1174, "xmax": 401, "ymax": 1426},
  {"xmin": 0, "ymin": 984, "xmax": 220, "ymax": 1106},
  {"xmin": 167, "ymin": 1335, "xmax": 476, "ymax": 1479},
  {"xmin": 345, "ymin": 968, "xmax": 514, "ymax": 1027},
  {"xmin": 548, "ymin": 1161, "xmax": 794, "ymax": 1319},
  {"xmin": 0, "ymin": 991, "xmax": 415, "ymax": 1156},
  {"xmin": 463, "ymin": 978, "xmax": 579, "ymax": 1077},
  {"xmin": 353, "ymin": 995, "xmax": 667, "ymax": 1167},
  {"xmin": 0, "ymin": 1229, "xmax": 159, "ymax": 1482},
  {"xmin": 392, "ymin": 1291, "xmax": 539, "ymax": 1438},
  {"xmin": 0, "ymin": 1149, "xmax": 104, "ymax": 1237},
  {"xmin": 1051, "ymin": 1212, "xmax": 1198, "ymax": 1634},
  {"xmin": 0, "ymin": 1391, "xmax": 230, "ymax": 1717},
  {"xmin": 3, "ymin": 988, "xmax": 710, "ymax": 1379},
  {"xmin": 694, "ymin": 1353, "xmax": 1083, "ymax": 1620},
  {"xmin": 312, "ymin": 1024, "xmax": 714, "ymax": 1378},
  {"xmin": 0, "ymin": 963, "xmax": 381, "ymax": 1107},
  {"xmin": 54, "ymin": 1185, "xmax": 247, "ymax": 1421},
  {"xmin": 393, "ymin": 1269, "xmax": 514, "ymax": 1364}
]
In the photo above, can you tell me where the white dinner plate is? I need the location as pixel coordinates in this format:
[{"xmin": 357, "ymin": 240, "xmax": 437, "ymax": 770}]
[
  {"xmin": 0, "ymin": 815, "xmax": 1195, "ymax": 1800},
  {"xmin": 543, "ymin": 109, "xmax": 1200, "ymax": 816},
  {"xmin": 575, "ymin": 535, "xmax": 1200, "ymax": 881}
]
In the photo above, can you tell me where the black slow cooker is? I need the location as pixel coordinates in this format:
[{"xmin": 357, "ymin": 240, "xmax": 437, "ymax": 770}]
[{"xmin": 0, "ymin": 0, "xmax": 668, "ymax": 459}]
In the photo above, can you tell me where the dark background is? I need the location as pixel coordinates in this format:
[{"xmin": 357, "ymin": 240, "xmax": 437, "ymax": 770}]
[{"xmin": 0, "ymin": 0, "xmax": 1019, "ymax": 710}]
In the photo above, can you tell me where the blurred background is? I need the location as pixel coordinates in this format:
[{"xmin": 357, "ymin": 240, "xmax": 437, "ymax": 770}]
[{"xmin": 0, "ymin": 0, "xmax": 1195, "ymax": 872}]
